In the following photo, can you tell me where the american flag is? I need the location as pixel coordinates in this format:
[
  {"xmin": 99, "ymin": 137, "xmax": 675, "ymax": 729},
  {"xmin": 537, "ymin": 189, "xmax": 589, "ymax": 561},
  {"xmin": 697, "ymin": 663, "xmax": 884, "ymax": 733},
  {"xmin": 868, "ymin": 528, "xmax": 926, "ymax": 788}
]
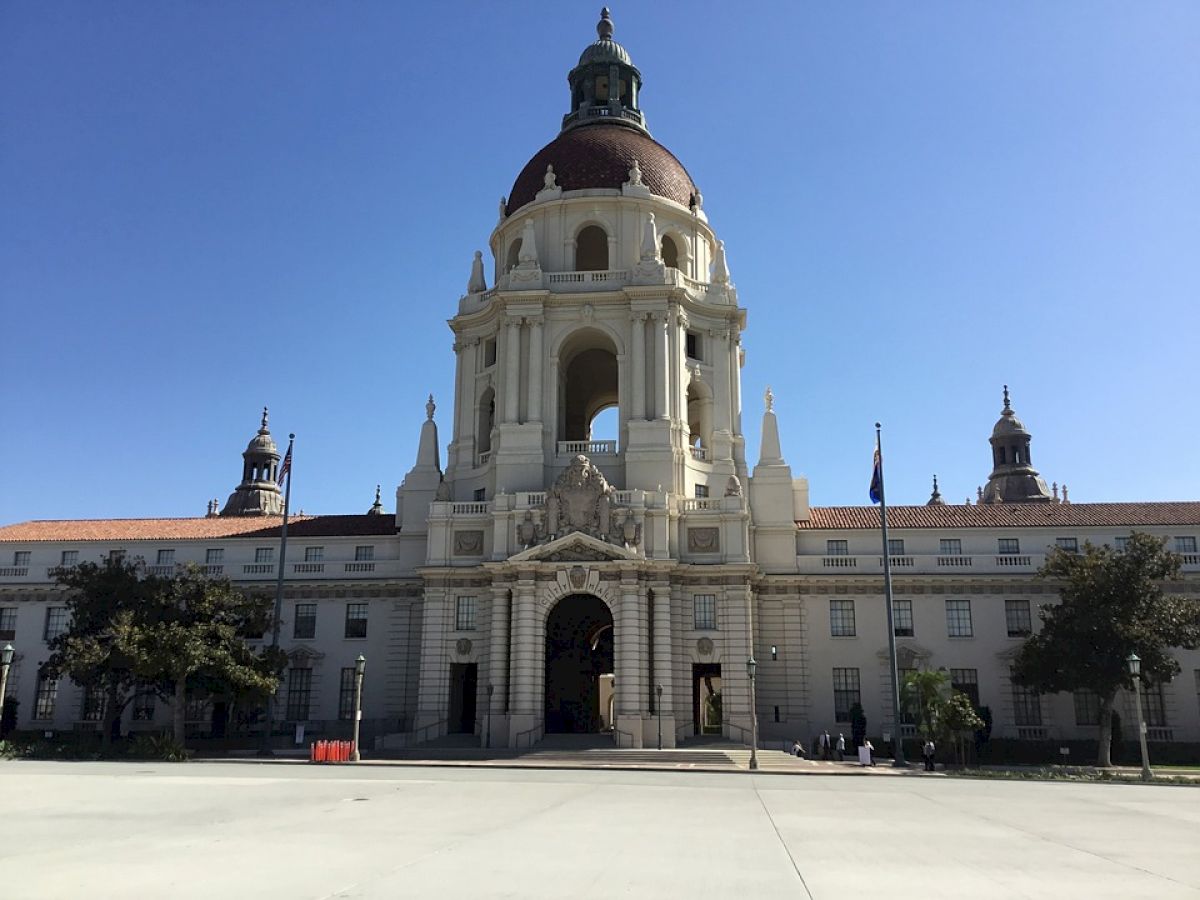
[{"xmin": 277, "ymin": 444, "xmax": 292, "ymax": 489}]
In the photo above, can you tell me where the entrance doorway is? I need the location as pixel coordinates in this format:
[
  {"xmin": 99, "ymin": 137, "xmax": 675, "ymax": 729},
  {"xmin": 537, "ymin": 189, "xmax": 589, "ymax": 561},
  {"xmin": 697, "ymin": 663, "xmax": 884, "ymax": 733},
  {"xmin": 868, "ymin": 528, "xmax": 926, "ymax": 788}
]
[
  {"xmin": 544, "ymin": 594, "xmax": 614, "ymax": 734},
  {"xmin": 448, "ymin": 663, "xmax": 478, "ymax": 734},
  {"xmin": 692, "ymin": 664, "xmax": 722, "ymax": 736}
]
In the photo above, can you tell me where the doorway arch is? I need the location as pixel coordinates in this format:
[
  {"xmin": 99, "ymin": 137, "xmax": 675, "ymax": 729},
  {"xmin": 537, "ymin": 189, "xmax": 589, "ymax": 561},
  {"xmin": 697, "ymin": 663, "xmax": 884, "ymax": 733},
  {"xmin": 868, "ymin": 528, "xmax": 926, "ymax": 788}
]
[{"xmin": 544, "ymin": 594, "xmax": 614, "ymax": 734}]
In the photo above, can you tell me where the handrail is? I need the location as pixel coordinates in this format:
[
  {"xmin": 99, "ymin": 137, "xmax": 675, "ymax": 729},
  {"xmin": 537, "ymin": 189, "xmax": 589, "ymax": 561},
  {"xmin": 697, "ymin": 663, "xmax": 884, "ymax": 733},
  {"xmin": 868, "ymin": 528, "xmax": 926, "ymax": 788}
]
[
  {"xmin": 412, "ymin": 719, "xmax": 448, "ymax": 746},
  {"xmin": 514, "ymin": 722, "xmax": 544, "ymax": 750},
  {"xmin": 725, "ymin": 721, "xmax": 754, "ymax": 746},
  {"xmin": 612, "ymin": 726, "xmax": 635, "ymax": 749}
]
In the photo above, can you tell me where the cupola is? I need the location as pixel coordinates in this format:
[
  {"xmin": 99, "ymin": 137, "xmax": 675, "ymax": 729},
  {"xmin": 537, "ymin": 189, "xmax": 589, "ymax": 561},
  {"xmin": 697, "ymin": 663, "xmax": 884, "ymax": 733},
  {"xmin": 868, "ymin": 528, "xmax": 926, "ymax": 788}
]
[
  {"xmin": 980, "ymin": 386, "xmax": 1052, "ymax": 504},
  {"xmin": 220, "ymin": 407, "xmax": 284, "ymax": 516},
  {"xmin": 562, "ymin": 8, "xmax": 645, "ymax": 134}
]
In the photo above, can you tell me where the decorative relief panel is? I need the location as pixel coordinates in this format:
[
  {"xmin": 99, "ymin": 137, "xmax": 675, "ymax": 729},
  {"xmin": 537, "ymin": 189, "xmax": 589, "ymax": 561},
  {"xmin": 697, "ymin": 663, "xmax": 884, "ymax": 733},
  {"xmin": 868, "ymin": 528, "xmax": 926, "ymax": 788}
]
[
  {"xmin": 453, "ymin": 530, "xmax": 484, "ymax": 556},
  {"xmin": 687, "ymin": 527, "xmax": 720, "ymax": 554}
]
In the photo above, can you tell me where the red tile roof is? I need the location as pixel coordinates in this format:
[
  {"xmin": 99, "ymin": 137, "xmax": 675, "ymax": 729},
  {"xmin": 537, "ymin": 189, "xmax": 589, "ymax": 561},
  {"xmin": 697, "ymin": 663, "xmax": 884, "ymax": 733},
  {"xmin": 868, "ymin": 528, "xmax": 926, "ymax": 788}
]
[
  {"xmin": 0, "ymin": 515, "xmax": 397, "ymax": 543},
  {"xmin": 797, "ymin": 502, "xmax": 1200, "ymax": 530}
]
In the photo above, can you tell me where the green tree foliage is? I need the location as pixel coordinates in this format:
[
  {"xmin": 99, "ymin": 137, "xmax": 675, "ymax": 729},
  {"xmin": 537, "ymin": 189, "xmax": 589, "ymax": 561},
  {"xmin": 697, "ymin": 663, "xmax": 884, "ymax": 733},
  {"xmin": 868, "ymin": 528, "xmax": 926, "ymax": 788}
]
[
  {"xmin": 902, "ymin": 668, "xmax": 949, "ymax": 740},
  {"xmin": 48, "ymin": 558, "xmax": 283, "ymax": 750},
  {"xmin": 940, "ymin": 691, "xmax": 985, "ymax": 765},
  {"xmin": 1012, "ymin": 532, "xmax": 1200, "ymax": 767}
]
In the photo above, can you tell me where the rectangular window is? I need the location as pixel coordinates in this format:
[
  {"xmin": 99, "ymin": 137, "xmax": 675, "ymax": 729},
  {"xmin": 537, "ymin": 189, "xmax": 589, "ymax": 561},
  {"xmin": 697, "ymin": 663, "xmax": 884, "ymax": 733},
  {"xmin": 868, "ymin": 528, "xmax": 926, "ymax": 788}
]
[
  {"xmin": 132, "ymin": 684, "xmax": 156, "ymax": 722},
  {"xmin": 339, "ymin": 667, "xmax": 357, "ymax": 720},
  {"xmin": 345, "ymin": 603, "xmax": 369, "ymax": 639},
  {"xmin": 108, "ymin": 549, "xmax": 125, "ymax": 562},
  {"xmin": 293, "ymin": 603, "xmax": 317, "ymax": 640},
  {"xmin": 455, "ymin": 596, "xmax": 477, "ymax": 631},
  {"xmin": 1114, "ymin": 536, "xmax": 1130, "ymax": 551},
  {"xmin": 0, "ymin": 607, "xmax": 16, "ymax": 641},
  {"xmin": 1175, "ymin": 536, "xmax": 1198, "ymax": 554},
  {"xmin": 473, "ymin": 488, "xmax": 486, "ymax": 502},
  {"xmin": 685, "ymin": 331, "xmax": 700, "ymax": 360},
  {"xmin": 1054, "ymin": 537, "xmax": 1078, "ymax": 553},
  {"xmin": 1073, "ymin": 689, "xmax": 1100, "ymax": 726},
  {"xmin": 60, "ymin": 550, "xmax": 78, "ymax": 567},
  {"xmin": 304, "ymin": 546, "xmax": 324, "ymax": 563},
  {"xmin": 354, "ymin": 545, "xmax": 375, "ymax": 562},
  {"xmin": 832, "ymin": 668, "xmax": 861, "ymax": 722},
  {"xmin": 34, "ymin": 674, "xmax": 58, "ymax": 720},
  {"xmin": 893, "ymin": 598, "xmax": 914, "ymax": 637},
  {"xmin": 44, "ymin": 607, "xmax": 68, "ymax": 641},
  {"xmin": 829, "ymin": 599, "xmax": 856, "ymax": 637},
  {"xmin": 887, "ymin": 538, "xmax": 905, "ymax": 556},
  {"xmin": 286, "ymin": 668, "xmax": 312, "ymax": 721},
  {"xmin": 951, "ymin": 669, "xmax": 980, "ymax": 708},
  {"xmin": 255, "ymin": 547, "xmax": 275, "ymax": 564},
  {"xmin": 693, "ymin": 594, "xmax": 717, "ymax": 631},
  {"xmin": 939, "ymin": 539, "xmax": 963, "ymax": 555},
  {"xmin": 205, "ymin": 548, "xmax": 224, "ymax": 564},
  {"xmin": 156, "ymin": 549, "xmax": 174, "ymax": 566},
  {"xmin": 997, "ymin": 538, "xmax": 1020, "ymax": 555},
  {"xmin": 13, "ymin": 550, "xmax": 30, "ymax": 567},
  {"xmin": 945, "ymin": 599, "xmax": 973, "ymax": 637},
  {"xmin": 1012, "ymin": 681, "xmax": 1042, "ymax": 726},
  {"xmin": 1005, "ymin": 598, "xmax": 1032, "ymax": 637},
  {"xmin": 483, "ymin": 338, "xmax": 497, "ymax": 368},
  {"xmin": 826, "ymin": 540, "xmax": 849, "ymax": 556},
  {"xmin": 694, "ymin": 484, "xmax": 709, "ymax": 499},
  {"xmin": 1142, "ymin": 683, "xmax": 1167, "ymax": 727},
  {"xmin": 81, "ymin": 685, "xmax": 106, "ymax": 722}
]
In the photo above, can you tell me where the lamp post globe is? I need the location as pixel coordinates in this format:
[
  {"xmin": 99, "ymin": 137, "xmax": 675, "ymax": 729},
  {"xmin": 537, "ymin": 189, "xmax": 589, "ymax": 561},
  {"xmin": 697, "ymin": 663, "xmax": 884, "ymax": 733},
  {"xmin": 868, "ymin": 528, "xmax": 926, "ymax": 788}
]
[{"xmin": 1127, "ymin": 653, "xmax": 1152, "ymax": 781}]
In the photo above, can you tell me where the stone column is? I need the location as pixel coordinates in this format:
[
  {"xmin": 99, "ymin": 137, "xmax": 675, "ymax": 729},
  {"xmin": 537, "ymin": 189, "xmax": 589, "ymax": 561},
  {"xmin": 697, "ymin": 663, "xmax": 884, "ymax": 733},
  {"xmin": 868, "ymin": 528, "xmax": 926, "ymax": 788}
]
[
  {"xmin": 488, "ymin": 584, "xmax": 510, "ymax": 714},
  {"xmin": 507, "ymin": 577, "xmax": 540, "ymax": 747},
  {"xmin": 731, "ymin": 331, "xmax": 743, "ymax": 434},
  {"xmin": 414, "ymin": 586, "xmax": 449, "ymax": 735},
  {"xmin": 615, "ymin": 573, "xmax": 644, "ymax": 746},
  {"xmin": 630, "ymin": 313, "xmax": 646, "ymax": 420},
  {"xmin": 504, "ymin": 317, "xmax": 522, "ymax": 423},
  {"xmin": 652, "ymin": 581, "xmax": 674, "ymax": 743},
  {"xmin": 526, "ymin": 317, "xmax": 543, "ymax": 423},
  {"xmin": 653, "ymin": 312, "xmax": 670, "ymax": 421}
]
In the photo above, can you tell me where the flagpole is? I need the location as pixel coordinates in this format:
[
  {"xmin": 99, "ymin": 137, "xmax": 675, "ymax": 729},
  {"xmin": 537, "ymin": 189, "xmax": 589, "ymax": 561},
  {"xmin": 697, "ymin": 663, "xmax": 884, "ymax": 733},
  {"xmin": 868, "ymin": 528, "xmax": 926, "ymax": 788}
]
[
  {"xmin": 260, "ymin": 433, "xmax": 294, "ymax": 756},
  {"xmin": 876, "ymin": 423, "xmax": 907, "ymax": 767}
]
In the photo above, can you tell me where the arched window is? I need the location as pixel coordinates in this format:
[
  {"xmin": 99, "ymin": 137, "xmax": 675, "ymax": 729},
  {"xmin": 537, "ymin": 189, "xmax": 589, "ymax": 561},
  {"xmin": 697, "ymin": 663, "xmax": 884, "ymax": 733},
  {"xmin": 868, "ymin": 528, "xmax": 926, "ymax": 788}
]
[
  {"xmin": 575, "ymin": 225, "xmax": 608, "ymax": 271},
  {"xmin": 687, "ymin": 380, "xmax": 714, "ymax": 454},
  {"xmin": 505, "ymin": 239, "xmax": 522, "ymax": 272},
  {"xmin": 660, "ymin": 235, "xmax": 679, "ymax": 269},
  {"xmin": 557, "ymin": 329, "xmax": 619, "ymax": 444},
  {"xmin": 477, "ymin": 387, "xmax": 496, "ymax": 461}
]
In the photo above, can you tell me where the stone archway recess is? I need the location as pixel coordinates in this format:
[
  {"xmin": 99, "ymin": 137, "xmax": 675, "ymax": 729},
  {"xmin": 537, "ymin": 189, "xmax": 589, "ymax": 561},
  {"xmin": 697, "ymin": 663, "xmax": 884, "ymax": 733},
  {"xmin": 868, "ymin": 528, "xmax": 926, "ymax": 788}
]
[{"xmin": 543, "ymin": 593, "xmax": 614, "ymax": 734}]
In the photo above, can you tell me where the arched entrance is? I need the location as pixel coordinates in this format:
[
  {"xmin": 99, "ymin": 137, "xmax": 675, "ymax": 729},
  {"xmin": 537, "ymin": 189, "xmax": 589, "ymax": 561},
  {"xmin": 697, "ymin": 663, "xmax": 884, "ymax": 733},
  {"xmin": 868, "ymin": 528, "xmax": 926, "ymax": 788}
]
[{"xmin": 544, "ymin": 594, "xmax": 614, "ymax": 734}]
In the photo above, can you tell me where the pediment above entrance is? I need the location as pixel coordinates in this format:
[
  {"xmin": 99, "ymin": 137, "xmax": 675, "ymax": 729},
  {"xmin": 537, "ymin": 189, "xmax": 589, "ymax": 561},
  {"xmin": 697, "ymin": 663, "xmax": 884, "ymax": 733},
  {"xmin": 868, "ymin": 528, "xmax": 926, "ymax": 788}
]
[
  {"xmin": 876, "ymin": 641, "xmax": 935, "ymax": 668},
  {"xmin": 508, "ymin": 530, "xmax": 639, "ymax": 564}
]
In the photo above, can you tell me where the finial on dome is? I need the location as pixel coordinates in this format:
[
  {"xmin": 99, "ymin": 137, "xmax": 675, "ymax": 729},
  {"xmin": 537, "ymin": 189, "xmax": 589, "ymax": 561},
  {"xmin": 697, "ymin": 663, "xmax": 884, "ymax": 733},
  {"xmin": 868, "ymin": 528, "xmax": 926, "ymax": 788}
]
[
  {"xmin": 261, "ymin": 406, "xmax": 269, "ymax": 431},
  {"xmin": 764, "ymin": 386, "xmax": 774, "ymax": 412},
  {"xmin": 1002, "ymin": 384, "xmax": 1012, "ymax": 414},
  {"xmin": 426, "ymin": 394, "xmax": 436, "ymax": 421},
  {"xmin": 597, "ymin": 7, "xmax": 614, "ymax": 40},
  {"xmin": 368, "ymin": 484, "xmax": 384, "ymax": 515},
  {"xmin": 927, "ymin": 475, "xmax": 945, "ymax": 506}
]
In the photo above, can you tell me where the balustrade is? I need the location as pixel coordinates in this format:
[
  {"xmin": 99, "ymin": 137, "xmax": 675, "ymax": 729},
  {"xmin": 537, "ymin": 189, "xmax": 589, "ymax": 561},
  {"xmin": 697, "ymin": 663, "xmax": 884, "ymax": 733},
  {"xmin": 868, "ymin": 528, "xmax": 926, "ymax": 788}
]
[{"xmin": 556, "ymin": 440, "xmax": 617, "ymax": 456}]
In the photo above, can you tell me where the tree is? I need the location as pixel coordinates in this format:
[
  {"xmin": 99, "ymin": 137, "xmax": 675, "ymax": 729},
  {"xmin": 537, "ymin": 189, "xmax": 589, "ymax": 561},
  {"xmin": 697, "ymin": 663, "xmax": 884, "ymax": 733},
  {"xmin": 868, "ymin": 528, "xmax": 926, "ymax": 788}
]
[
  {"xmin": 1012, "ymin": 532, "xmax": 1200, "ymax": 767},
  {"xmin": 940, "ymin": 691, "xmax": 985, "ymax": 766},
  {"xmin": 902, "ymin": 669, "xmax": 949, "ymax": 740}
]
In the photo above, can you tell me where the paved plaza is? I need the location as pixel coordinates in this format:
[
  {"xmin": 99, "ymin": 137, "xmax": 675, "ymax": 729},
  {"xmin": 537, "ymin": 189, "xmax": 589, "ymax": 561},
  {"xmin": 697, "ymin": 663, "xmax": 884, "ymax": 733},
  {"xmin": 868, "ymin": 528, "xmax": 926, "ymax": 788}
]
[{"xmin": 1, "ymin": 760, "xmax": 1198, "ymax": 899}]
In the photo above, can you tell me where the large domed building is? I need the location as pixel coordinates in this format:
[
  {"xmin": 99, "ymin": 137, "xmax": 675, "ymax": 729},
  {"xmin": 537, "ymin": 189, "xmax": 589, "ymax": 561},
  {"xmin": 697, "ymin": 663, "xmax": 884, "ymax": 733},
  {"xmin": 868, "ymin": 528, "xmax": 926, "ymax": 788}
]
[{"xmin": 0, "ymin": 10, "xmax": 1197, "ymax": 756}]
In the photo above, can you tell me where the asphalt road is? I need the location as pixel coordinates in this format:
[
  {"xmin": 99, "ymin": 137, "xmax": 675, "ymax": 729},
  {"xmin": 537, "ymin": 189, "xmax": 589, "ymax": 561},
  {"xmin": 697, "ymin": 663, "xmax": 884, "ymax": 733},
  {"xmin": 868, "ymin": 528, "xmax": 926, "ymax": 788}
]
[{"xmin": 1, "ymin": 761, "xmax": 1197, "ymax": 899}]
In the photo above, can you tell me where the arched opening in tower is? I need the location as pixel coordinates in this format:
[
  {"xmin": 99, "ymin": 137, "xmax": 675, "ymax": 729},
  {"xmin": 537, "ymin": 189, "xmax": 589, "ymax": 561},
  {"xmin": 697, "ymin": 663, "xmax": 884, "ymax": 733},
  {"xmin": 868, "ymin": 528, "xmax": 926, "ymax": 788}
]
[
  {"xmin": 660, "ymin": 234, "xmax": 679, "ymax": 269},
  {"xmin": 575, "ymin": 225, "xmax": 609, "ymax": 271},
  {"xmin": 557, "ymin": 329, "xmax": 619, "ymax": 444},
  {"xmin": 687, "ymin": 379, "xmax": 713, "ymax": 453}
]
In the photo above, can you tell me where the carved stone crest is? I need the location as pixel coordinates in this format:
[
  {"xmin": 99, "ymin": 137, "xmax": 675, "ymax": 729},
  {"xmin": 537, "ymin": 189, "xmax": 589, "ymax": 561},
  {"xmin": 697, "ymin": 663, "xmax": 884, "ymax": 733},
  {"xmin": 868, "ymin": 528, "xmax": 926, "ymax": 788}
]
[
  {"xmin": 569, "ymin": 566, "xmax": 588, "ymax": 590},
  {"xmin": 545, "ymin": 455, "xmax": 614, "ymax": 540},
  {"xmin": 455, "ymin": 638, "xmax": 473, "ymax": 656},
  {"xmin": 696, "ymin": 637, "xmax": 714, "ymax": 656},
  {"xmin": 687, "ymin": 527, "xmax": 720, "ymax": 553},
  {"xmin": 724, "ymin": 475, "xmax": 744, "ymax": 498},
  {"xmin": 453, "ymin": 530, "xmax": 484, "ymax": 556}
]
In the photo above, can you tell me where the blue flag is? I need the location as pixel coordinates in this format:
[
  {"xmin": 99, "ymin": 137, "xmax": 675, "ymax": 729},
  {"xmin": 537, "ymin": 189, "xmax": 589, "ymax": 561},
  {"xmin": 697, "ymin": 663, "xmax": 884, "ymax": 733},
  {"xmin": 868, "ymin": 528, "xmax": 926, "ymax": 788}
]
[{"xmin": 869, "ymin": 445, "xmax": 882, "ymax": 504}]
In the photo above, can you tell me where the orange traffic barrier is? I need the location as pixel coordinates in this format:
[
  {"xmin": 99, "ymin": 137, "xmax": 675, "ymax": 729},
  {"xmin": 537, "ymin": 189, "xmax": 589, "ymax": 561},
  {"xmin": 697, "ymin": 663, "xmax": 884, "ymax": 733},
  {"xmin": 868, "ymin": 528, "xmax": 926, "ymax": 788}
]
[{"xmin": 309, "ymin": 739, "xmax": 358, "ymax": 764}]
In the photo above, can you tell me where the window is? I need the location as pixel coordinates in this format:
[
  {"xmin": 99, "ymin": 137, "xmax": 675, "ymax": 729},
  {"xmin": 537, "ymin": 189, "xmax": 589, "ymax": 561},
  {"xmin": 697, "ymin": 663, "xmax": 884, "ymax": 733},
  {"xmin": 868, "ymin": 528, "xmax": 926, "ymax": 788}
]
[
  {"xmin": 829, "ymin": 599, "xmax": 856, "ymax": 637},
  {"xmin": 304, "ymin": 546, "xmax": 324, "ymax": 563},
  {"xmin": 156, "ymin": 549, "xmax": 174, "ymax": 566},
  {"xmin": 483, "ymin": 338, "xmax": 497, "ymax": 368},
  {"xmin": 685, "ymin": 331, "xmax": 700, "ymax": 360},
  {"xmin": 1073, "ymin": 689, "xmax": 1100, "ymax": 726},
  {"xmin": 354, "ymin": 545, "xmax": 375, "ymax": 562},
  {"xmin": 832, "ymin": 668, "xmax": 860, "ymax": 722},
  {"xmin": 1114, "ymin": 536, "xmax": 1130, "ymax": 551},
  {"xmin": 293, "ymin": 603, "xmax": 317, "ymax": 640},
  {"xmin": 339, "ymin": 667, "xmax": 357, "ymax": 720},
  {"xmin": 997, "ymin": 539, "xmax": 1020, "ymax": 555},
  {"xmin": 1005, "ymin": 598, "xmax": 1032, "ymax": 637},
  {"xmin": 286, "ymin": 668, "xmax": 312, "ymax": 721},
  {"xmin": 473, "ymin": 488, "xmax": 486, "ymax": 502},
  {"xmin": 132, "ymin": 684, "xmax": 156, "ymax": 721},
  {"xmin": 44, "ymin": 607, "xmax": 68, "ymax": 641},
  {"xmin": 693, "ymin": 595, "xmax": 717, "ymax": 631},
  {"xmin": 12, "ymin": 550, "xmax": 30, "ymax": 567},
  {"xmin": 345, "ymin": 603, "xmax": 369, "ymax": 639},
  {"xmin": 205, "ymin": 548, "xmax": 224, "ymax": 564},
  {"xmin": 662, "ymin": 235, "xmax": 680, "ymax": 269},
  {"xmin": 951, "ymin": 669, "xmax": 980, "ymax": 707},
  {"xmin": 575, "ymin": 224, "xmax": 609, "ymax": 271},
  {"xmin": 81, "ymin": 685, "xmax": 106, "ymax": 722},
  {"xmin": 945, "ymin": 599, "xmax": 973, "ymax": 637},
  {"xmin": 826, "ymin": 540, "xmax": 849, "ymax": 556},
  {"xmin": 1054, "ymin": 537, "xmax": 1078, "ymax": 553},
  {"xmin": 893, "ymin": 598, "xmax": 914, "ymax": 637},
  {"xmin": 939, "ymin": 539, "xmax": 962, "ymax": 556},
  {"xmin": 0, "ymin": 607, "xmax": 15, "ymax": 641},
  {"xmin": 1012, "ymin": 681, "xmax": 1042, "ymax": 726},
  {"xmin": 455, "ymin": 596, "xmax": 477, "ymax": 631},
  {"xmin": 108, "ymin": 549, "xmax": 125, "ymax": 562},
  {"xmin": 695, "ymin": 484, "xmax": 709, "ymax": 499},
  {"xmin": 34, "ymin": 674, "xmax": 58, "ymax": 720},
  {"xmin": 1142, "ymin": 683, "xmax": 1167, "ymax": 727},
  {"xmin": 60, "ymin": 550, "xmax": 78, "ymax": 567},
  {"xmin": 255, "ymin": 547, "xmax": 275, "ymax": 564},
  {"xmin": 887, "ymin": 539, "xmax": 905, "ymax": 556},
  {"xmin": 1175, "ymin": 536, "xmax": 1198, "ymax": 554}
]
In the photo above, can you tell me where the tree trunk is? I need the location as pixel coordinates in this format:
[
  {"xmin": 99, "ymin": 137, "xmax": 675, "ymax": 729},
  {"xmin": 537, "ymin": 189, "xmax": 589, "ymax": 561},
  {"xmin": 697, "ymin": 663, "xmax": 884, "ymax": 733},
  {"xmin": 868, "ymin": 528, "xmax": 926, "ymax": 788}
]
[
  {"xmin": 1096, "ymin": 693, "xmax": 1114, "ymax": 767},
  {"xmin": 172, "ymin": 678, "xmax": 187, "ymax": 748}
]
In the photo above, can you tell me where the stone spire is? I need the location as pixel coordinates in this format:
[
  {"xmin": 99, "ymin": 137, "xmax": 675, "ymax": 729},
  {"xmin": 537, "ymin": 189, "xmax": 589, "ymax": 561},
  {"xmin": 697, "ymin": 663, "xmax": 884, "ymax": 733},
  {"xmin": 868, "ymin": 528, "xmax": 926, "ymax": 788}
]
[
  {"xmin": 757, "ymin": 386, "xmax": 784, "ymax": 465},
  {"xmin": 980, "ymin": 385, "xmax": 1052, "ymax": 504},
  {"xmin": 367, "ymin": 485, "xmax": 384, "ymax": 515},
  {"xmin": 220, "ymin": 408, "xmax": 284, "ymax": 516},
  {"xmin": 397, "ymin": 394, "xmax": 446, "ymax": 532},
  {"xmin": 926, "ymin": 475, "xmax": 946, "ymax": 506}
]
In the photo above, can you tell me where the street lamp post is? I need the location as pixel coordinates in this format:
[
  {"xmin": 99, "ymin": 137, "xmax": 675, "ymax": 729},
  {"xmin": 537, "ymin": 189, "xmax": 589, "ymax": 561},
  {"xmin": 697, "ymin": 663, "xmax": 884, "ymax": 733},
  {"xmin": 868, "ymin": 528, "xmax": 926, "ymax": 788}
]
[
  {"xmin": 0, "ymin": 645, "xmax": 13, "ymax": 731},
  {"xmin": 486, "ymin": 683, "xmax": 494, "ymax": 749},
  {"xmin": 746, "ymin": 656, "xmax": 758, "ymax": 771},
  {"xmin": 1127, "ymin": 653, "xmax": 1153, "ymax": 781},
  {"xmin": 351, "ymin": 654, "xmax": 366, "ymax": 763},
  {"xmin": 656, "ymin": 684, "xmax": 663, "ymax": 750}
]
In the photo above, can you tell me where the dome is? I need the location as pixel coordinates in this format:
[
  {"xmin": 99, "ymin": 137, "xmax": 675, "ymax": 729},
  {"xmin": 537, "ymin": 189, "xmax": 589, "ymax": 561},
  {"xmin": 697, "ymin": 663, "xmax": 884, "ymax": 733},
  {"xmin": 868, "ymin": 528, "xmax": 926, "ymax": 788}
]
[
  {"xmin": 578, "ymin": 38, "xmax": 632, "ymax": 67},
  {"xmin": 991, "ymin": 411, "xmax": 1027, "ymax": 437},
  {"xmin": 246, "ymin": 431, "xmax": 277, "ymax": 455},
  {"xmin": 506, "ymin": 124, "xmax": 697, "ymax": 216}
]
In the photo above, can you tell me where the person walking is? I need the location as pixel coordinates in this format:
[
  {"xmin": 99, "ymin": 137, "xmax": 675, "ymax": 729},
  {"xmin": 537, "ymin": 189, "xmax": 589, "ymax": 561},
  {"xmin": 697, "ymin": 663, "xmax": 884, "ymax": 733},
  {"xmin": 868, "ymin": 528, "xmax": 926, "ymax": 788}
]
[
  {"xmin": 923, "ymin": 738, "xmax": 936, "ymax": 772},
  {"xmin": 820, "ymin": 730, "xmax": 832, "ymax": 760},
  {"xmin": 835, "ymin": 733, "xmax": 845, "ymax": 762},
  {"xmin": 863, "ymin": 739, "xmax": 875, "ymax": 766}
]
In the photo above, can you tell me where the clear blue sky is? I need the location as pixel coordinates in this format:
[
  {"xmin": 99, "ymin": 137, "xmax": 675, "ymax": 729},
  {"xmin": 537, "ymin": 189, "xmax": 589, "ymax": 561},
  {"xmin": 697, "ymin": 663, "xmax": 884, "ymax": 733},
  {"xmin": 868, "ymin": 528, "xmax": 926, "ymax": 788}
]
[{"xmin": 2, "ymin": 2, "xmax": 1198, "ymax": 522}]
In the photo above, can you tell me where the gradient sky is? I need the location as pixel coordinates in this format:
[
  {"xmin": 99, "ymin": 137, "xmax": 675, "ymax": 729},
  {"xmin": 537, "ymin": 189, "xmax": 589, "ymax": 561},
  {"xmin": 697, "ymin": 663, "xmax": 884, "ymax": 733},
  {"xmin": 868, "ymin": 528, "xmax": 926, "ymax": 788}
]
[{"xmin": 2, "ymin": 2, "xmax": 1198, "ymax": 523}]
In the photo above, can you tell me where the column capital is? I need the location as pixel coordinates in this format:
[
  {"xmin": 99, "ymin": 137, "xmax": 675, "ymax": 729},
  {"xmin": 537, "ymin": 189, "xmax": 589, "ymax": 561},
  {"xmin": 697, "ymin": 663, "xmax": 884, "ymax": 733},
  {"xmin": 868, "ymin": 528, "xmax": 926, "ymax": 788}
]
[{"xmin": 631, "ymin": 311, "xmax": 648, "ymax": 323}]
